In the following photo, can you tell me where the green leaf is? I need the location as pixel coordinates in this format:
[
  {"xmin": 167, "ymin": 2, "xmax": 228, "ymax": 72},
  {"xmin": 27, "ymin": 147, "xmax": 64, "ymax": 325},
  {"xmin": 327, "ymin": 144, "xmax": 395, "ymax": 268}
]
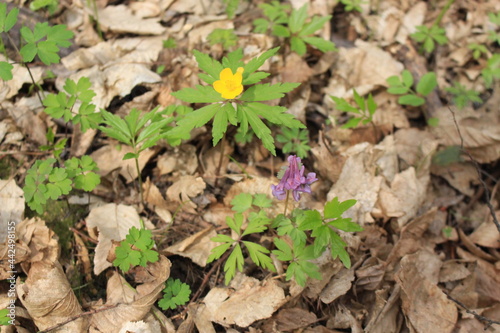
[
  {"xmin": 171, "ymin": 85, "xmax": 224, "ymax": 103},
  {"xmin": 2, "ymin": 5, "xmax": 18, "ymax": 33},
  {"xmin": 226, "ymin": 213, "xmax": 244, "ymax": 235},
  {"xmin": 243, "ymin": 210, "xmax": 271, "ymax": 235},
  {"xmin": 299, "ymin": 15, "xmax": 331, "ymax": 37},
  {"xmin": 243, "ymin": 47, "xmax": 279, "ymax": 77},
  {"xmin": 231, "ymin": 193, "xmax": 253, "ymax": 213},
  {"xmin": 20, "ymin": 42, "xmax": 37, "ymax": 62},
  {"xmin": 245, "ymin": 102, "xmax": 304, "ymax": 128},
  {"xmin": 193, "ymin": 50, "xmax": 224, "ymax": 84},
  {"xmin": 224, "ymin": 244, "xmax": 244, "ymax": 284},
  {"xmin": 416, "ymin": 72, "xmax": 437, "ymax": 96},
  {"xmin": 272, "ymin": 24, "xmax": 290, "ymax": 37},
  {"xmin": 324, "ymin": 197, "xmax": 357, "ymax": 219},
  {"xmin": 207, "ymin": 239, "xmax": 233, "ymax": 263},
  {"xmin": 240, "ymin": 82, "xmax": 300, "ymax": 102},
  {"xmin": 401, "ymin": 70, "xmax": 414, "ymax": 87},
  {"xmin": 212, "ymin": 103, "xmax": 236, "ymax": 146},
  {"xmin": 167, "ymin": 103, "xmax": 221, "ymax": 141},
  {"xmin": 330, "ymin": 232, "xmax": 350, "ymax": 268},
  {"xmin": 272, "ymin": 238, "xmax": 293, "ymax": 261},
  {"xmin": 243, "ymin": 72, "xmax": 270, "ymax": 85},
  {"xmin": 398, "ymin": 94, "xmax": 425, "ymax": 106},
  {"xmin": 301, "ymin": 36, "xmax": 336, "ymax": 53},
  {"xmin": 290, "ymin": 36, "xmax": 307, "ymax": 56},
  {"xmin": 289, "ymin": 4, "xmax": 308, "ymax": 33},
  {"xmin": 158, "ymin": 278, "xmax": 191, "ymax": 310},
  {"xmin": 0, "ymin": 61, "xmax": 13, "ymax": 80},
  {"xmin": 253, "ymin": 18, "xmax": 269, "ymax": 33},
  {"xmin": 243, "ymin": 241, "xmax": 275, "ymax": 271},
  {"xmin": 253, "ymin": 194, "xmax": 272, "ymax": 208}
]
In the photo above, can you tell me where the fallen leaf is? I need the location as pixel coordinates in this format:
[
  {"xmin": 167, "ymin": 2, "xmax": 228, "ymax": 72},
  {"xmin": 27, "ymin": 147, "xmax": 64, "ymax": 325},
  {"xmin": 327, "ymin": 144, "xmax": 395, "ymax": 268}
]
[
  {"xmin": 166, "ymin": 175, "xmax": 206, "ymax": 213},
  {"xmin": 98, "ymin": 5, "xmax": 166, "ymax": 35},
  {"xmin": 165, "ymin": 227, "xmax": 217, "ymax": 267},
  {"xmin": 0, "ymin": 179, "xmax": 24, "ymax": 243},
  {"xmin": 86, "ymin": 203, "xmax": 142, "ymax": 275}
]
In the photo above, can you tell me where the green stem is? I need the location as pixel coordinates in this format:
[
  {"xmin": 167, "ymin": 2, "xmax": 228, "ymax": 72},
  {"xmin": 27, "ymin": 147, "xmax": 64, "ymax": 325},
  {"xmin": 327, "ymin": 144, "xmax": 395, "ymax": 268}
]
[
  {"xmin": 132, "ymin": 143, "xmax": 144, "ymax": 205},
  {"xmin": 214, "ymin": 132, "xmax": 226, "ymax": 187},
  {"xmin": 432, "ymin": 0, "xmax": 455, "ymax": 27},
  {"xmin": 283, "ymin": 190, "xmax": 290, "ymax": 216}
]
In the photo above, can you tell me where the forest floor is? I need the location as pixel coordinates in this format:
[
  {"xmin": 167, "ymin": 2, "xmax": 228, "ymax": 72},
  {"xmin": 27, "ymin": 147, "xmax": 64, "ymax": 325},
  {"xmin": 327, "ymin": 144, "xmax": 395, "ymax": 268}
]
[{"xmin": 1, "ymin": 0, "xmax": 500, "ymax": 332}]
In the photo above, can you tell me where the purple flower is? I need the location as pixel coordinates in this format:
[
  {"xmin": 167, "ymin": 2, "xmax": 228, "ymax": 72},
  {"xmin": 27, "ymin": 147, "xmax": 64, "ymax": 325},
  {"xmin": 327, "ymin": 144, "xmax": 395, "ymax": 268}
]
[{"xmin": 271, "ymin": 155, "xmax": 318, "ymax": 201}]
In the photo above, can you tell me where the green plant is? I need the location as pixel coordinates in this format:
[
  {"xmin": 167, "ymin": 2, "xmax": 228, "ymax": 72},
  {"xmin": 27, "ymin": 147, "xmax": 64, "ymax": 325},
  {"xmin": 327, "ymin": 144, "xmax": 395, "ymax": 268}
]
[
  {"xmin": 488, "ymin": 12, "xmax": 500, "ymax": 45},
  {"xmin": 386, "ymin": 70, "xmax": 438, "ymax": 106},
  {"xmin": 331, "ymin": 89, "xmax": 377, "ymax": 128},
  {"xmin": 158, "ymin": 278, "xmax": 191, "ymax": 310},
  {"xmin": 253, "ymin": 3, "xmax": 336, "ymax": 56},
  {"xmin": 167, "ymin": 47, "xmax": 304, "ymax": 156},
  {"xmin": 23, "ymin": 156, "xmax": 100, "ymax": 214},
  {"xmin": 0, "ymin": 308, "xmax": 10, "ymax": 325},
  {"xmin": 339, "ymin": 0, "xmax": 364, "ymax": 12},
  {"xmin": 162, "ymin": 37, "xmax": 177, "ymax": 49},
  {"xmin": 29, "ymin": 0, "xmax": 58, "ymax": 14},
  {"xmin": 43, "ymin": 77, "xmax": 102, "ymax": 132},
  {"xmin": 0, "ymin": 3, "xmax": 19, "ymax": 80},
  {"xmin": 445, "ymin": 82, "xmax": 482, "ymax": 109},
  {"xmin": 410, "ymin": 25, "xmax": 448, "ymax": 53},
  {"xmin": 223, "ymin": 0, "xmax": 239, "ymax": 19},
  {"xmin": 208, "ymin": 28, "xmax": 238, "ymax": 49},
  {"xmin": 276, "ymin": 127, "xmax": 311, "ymax": 158},
  {"xmin": 99, "ymin": 107, "xmax": 174, "ymax": 203},
  {"xmin": 20, "ymin": 22, "xmax": 73, "ymax": 65},
  {"xmin": 207, "ymin": 193, "xmax": 275, "ymax": 284},
  {"xmin": 40, "ymin": 128, "xmax": 67, "ymax": 159},
  {"xmin": 468, "ymin": 43, "xmax": 488, "ymax": 60},
  {"xmin": 113, "ymin": 225, "xmax": 159, "ymax": 272},
  {"xmin": 481, "ymin": 53, "xmax": 500, "ymax": 88}
]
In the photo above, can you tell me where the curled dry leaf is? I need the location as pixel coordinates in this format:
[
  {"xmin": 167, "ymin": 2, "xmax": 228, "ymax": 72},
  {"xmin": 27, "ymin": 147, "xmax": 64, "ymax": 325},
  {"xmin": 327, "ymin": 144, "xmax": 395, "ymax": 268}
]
[
  {"xmin": 0, "ymin": 179, "xmax": 24, "ymax": 243},
  {"xmin": 203, "ymin": 274, "xmax": 286, "ymax": 327},
  {"xmin": 396, "ymin": 252, "xmax": 458, "ymax": 333},
  {"xmin": 89, "ymin": 256, "xmax": 171, "ymax": 333},
  {"xmin": 86, "ymin": 203, "xmax": 141, "ymax": 275},
  {"xmin": 166, "ymin": 175, "xmax": 206, "ymax": 213},
  {"xmin": 165, "ymin": 227, "xmax": 218, "ymax": 267},
  {"xmin": 17, "ymin": 261, "xmax": 87, "ymax": 332}
]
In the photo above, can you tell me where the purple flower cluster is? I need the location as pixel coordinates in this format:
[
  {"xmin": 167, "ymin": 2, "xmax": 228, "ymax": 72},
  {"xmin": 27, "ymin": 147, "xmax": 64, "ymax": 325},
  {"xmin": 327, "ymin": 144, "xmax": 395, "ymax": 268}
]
[{"xmin": 271, "ymin": 155, "xmax": 318, "ymax": 202}]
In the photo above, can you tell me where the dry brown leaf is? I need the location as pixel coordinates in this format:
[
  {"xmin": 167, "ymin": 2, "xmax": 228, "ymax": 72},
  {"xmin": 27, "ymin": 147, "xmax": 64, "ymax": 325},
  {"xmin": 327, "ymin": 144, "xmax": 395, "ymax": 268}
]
[
  {"xmin": 267, "ymin": 307, "xmax": 317, "ymax": 332},
  {"xmin": 98, "ymin": 5, "xmax": 166, "ymax": 34},
  {"xmin": 143, "ymin": 178, "xmax": 172, "ymax": 224},
  {"xmin": 319, "ymin": 267, "xmax": 355, "ymax": 304},
  {"xmin": 364, "ymin": 286, "xmax": 401, "ymax": 333},
  {"xmin": 165, "ymin": 227, "xmax": 217, "ymax": 267},
  {"xmin": 0, "ymin": 179, "xmax": 24, "ymax": 243},
  {"xmin": 17, "ymin": 261, "xmax": 87, "ymax": 332},
  {"xmin": 89, "ymin": 256, "xmax": 171, "ymax": 333},
  {"xmin": 431, "ymin": 162, "xmax": 478, "ymax": 197},
  {"xmin": 439, "ymin": 260, "xmax": 473, "ymax": 283},
  {"xmin": 203, "ymin": 274, "xmax": 286, "ymax": 327},
  {"xmin": 396, "ymin": 253, "xmax": 457, "ymax": 333},
  {"xmin": 5, "ymin": 100, "xmax": 47, "ymax": 146},
  {"xmin": 157, "ymin": 144, "xmax": 198, "ymax": 176},
  {"xmin": 0, "ymin": 56, "xmax": 43, "ymax": 100},
  {"xmin": 468, "ymin": 212, "xmax": 500, "ymax": 248},
  {"xmin": 91, "ymin": 144, "xmax": 156, "ymax": 183},
  {"xmin": 166, "ymin": 175, "xmax": 206, "ymax": 213},
  {"xmin": 86, "ymin": 203, "xmax": 141, "ymax": 275}
]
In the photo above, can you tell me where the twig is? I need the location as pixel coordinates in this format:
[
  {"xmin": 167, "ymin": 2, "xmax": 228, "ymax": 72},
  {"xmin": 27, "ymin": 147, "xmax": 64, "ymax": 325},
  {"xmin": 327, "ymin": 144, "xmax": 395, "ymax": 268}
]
[
  {"xmin": 448, "ymin": 107, "xmax": 500, "ymax": 234},
  {"xmin": 36, "ymin": 304, "xmax": 120, "ymax": 333},
  {"xmin": 444, "ymin": 292, "xmax": 500, "ymax": 329}
]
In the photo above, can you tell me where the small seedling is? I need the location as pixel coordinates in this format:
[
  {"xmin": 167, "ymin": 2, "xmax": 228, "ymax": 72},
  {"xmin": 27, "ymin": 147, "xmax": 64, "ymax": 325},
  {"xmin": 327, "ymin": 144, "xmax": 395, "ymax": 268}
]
[
  {"xmin": 113, "ymin": 225, "xmax": 159, "ymax": 272},
  {"xmin": 253, "ymin": 3, "xmax": 336, "ymax": 56},
  {"xmin": 487, "ymin": 12, "xmax": 500, "ymax": 44},
  {"xmin": 386, "ymin": 70, "xmax": 437, "ymax": 106},
  {"xmin": 445, "ymin": 82, "xmax": 482, "ymax": 109},
  {"xmin": 208, "ymin": 28, "xmax": 238, "ymax": 49},
  {"xmin": 481, "ymin": 53, "xmax": 500, "ymax": 88},
  {"xmin": 340, "ymin": 0, "xmax": 364, "ymax": 12},
  {"xmin": 468, "ymin": 43, "xmax": 488, "ymax": 60},
  {"xmin": 158, "ymin": 278, "xmax": 191, "ymax": 310},
  {"xmin": 0, "ymin": 309, "xmax": 10, "ymax": 325},
  {"xmin": 331, "ymin": 89, "xmax": 377, "ymax": 128},
  {"xmin": 411, "ymin": 25, "xmax": 448, "ymax": 53},
  {"xmin": 162, "ymin": 37, "xmax": 177, "ymax": 49},
  {"xmin": 276, "ymin": 127, "xmax": 311, "ymax": 158}
]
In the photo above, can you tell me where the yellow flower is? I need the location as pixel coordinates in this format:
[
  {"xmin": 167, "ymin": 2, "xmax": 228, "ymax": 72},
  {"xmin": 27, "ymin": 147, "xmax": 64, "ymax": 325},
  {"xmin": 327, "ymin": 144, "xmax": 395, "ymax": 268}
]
[{"xmin": 213, "ymin": 67, "xmax": 244, "ymax": 99}]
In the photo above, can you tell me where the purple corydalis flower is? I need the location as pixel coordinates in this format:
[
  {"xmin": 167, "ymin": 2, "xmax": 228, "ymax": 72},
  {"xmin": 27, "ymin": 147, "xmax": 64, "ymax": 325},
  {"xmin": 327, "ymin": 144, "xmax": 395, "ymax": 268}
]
[{"xmin": 271, "ymin": 155, "xmax": 318, "ymax": 202}]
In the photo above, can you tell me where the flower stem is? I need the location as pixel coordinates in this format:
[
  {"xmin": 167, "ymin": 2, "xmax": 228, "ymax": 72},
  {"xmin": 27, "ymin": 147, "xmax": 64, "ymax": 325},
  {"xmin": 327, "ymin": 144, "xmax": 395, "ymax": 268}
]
[
  {"xmin": 284, "ymin": 190, "xmax": 290, "ymax": 216},
  {"xmin": 214, "ymin": 132, "xmax": 226, "ymax": 187}
]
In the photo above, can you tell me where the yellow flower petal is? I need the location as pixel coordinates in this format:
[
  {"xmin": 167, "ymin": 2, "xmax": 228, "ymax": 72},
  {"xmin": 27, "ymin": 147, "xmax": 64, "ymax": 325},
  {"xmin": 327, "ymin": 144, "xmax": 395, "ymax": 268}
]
[
  {"xmin": 213, "ymin": 80, "xmax": 225, "ymax": 95},
  {"xmin": 219, "ymin": 68, "xmax": 234, "ymax": 81}
]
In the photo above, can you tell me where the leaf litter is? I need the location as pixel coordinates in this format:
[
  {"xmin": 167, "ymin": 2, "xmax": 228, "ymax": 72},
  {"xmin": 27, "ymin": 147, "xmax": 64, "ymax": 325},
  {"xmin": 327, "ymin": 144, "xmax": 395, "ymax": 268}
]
[{"xmin": 1, "ymin": 0, "xmax": 500, "ymax": 332}]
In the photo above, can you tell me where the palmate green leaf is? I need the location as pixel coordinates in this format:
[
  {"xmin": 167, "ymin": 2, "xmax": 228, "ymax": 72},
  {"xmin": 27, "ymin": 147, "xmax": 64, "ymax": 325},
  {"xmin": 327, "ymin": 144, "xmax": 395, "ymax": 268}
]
[
  {"xmin": 212, "ymin": 103, "xmax": 237, "ymax": 146},
  {"xmin": 290, "ymin": 36, "xmax": 307, "ymax": 56},
  {"xmin": 0, "ymin": 3, "xmax": 19, "ymax": 33},
  {"xmin": 253, "ymin": 18, "xmax": 269, "ymax": 33},
  {"xmin": 243, "ymin": 241, "xmax": 275, "ymax": 272},
  {"xmin": 245, "ymin": 102, "xmax": 304, "ymax": 129},
  {"xmin": 231, "ymin": 193, "xmax": 253, "ymax": 213},
  {"xmin": 37, "ymin": 40, "xmax": 60, "ymax": 65},
  {"xmin": 46, "ymin": 168, "xmax": 72, "ymax": 200},
  {"xmin": 167, "ymin": 103, "xmax": 221, "ymax": 142},
  {"xmin": 238, "ymin": 104, "xmax": 275, "ymax": 155},
  {"xmin": 158, "ymin": 278, "xmax": 191, "ymax": 310},
  {"xmin": 299, "ymin": 15, "xmax": 331, "ymax": 37},
  {"xmin": 275, "ymin": 216, "xmax": 307, "ymax": 245},
  {"xmin": 324, "ymin": 197, "xmax": 357, "ymax": 219},
  {"xmin": 330, "ymin": 232, "xmax": 350, "ymax": 268},
  {"xmin": 240, "ymin": 82, "xmax": 301, "ymax": 101},
  {"xmin": 272, "ymin": 24, "xmax": 290, "ymax": 37},
  {"xmin": 0, "ymin": 61, "xmax": 13, "ymax": 80},
  {"xmin": 224, "ymin": 244, "xmax": 244, "ymax": 285},
  {"xmin": 301, "ymin": 36, "xmax": 336, "ymax": 53},
  {"xmin": 226, "ymin": 213, "xmax": 244, "ymax": 235},
  {"xmin": 341, "ymin": 117, "xmax": 362, "ymax": 129},
  {"xmin": 297, "ymin": 209, "xmax": 322, "ymax": 231},
  {"xmin": 416, "ymin": 72, "xmax": 437, "ymax": 96},
  {"xmin": 272, "ymin": 238, "xmax": 293, "ymax": 261},
  {"xmin": 243, "ymin": 47, "xmax": 280, "ymax": 78},
  {"xmin": 113, "ymin": 245, "xmax": 141, "ymax": 271},
  {"xmin": 0, "ymin": 308, "xmax": 10, "ymax": 325},
  {"xmin": 253, "ymin": 193, "xmax": 272, "ymax": 208},
  {"xmin": 207, "ymin": 240, "xmax": 233, "ymax": 263},
  {"xmin": 243, "ymin": 210, "xmax": 270, "ymax": 235},
  {"xmin": 289, "ymin": 4, "xmax": 308, "ymax": 33},
  {"xmin": 193, "ymin": 50, "xmax": 224, "ymax": 84},
  {"xmin": 331, "ymin": 96, "xmax": 359, "ymax": 113},
  {"xmin": 171, "ymin": 85, "xmax": 224, "ymax": 104}
]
